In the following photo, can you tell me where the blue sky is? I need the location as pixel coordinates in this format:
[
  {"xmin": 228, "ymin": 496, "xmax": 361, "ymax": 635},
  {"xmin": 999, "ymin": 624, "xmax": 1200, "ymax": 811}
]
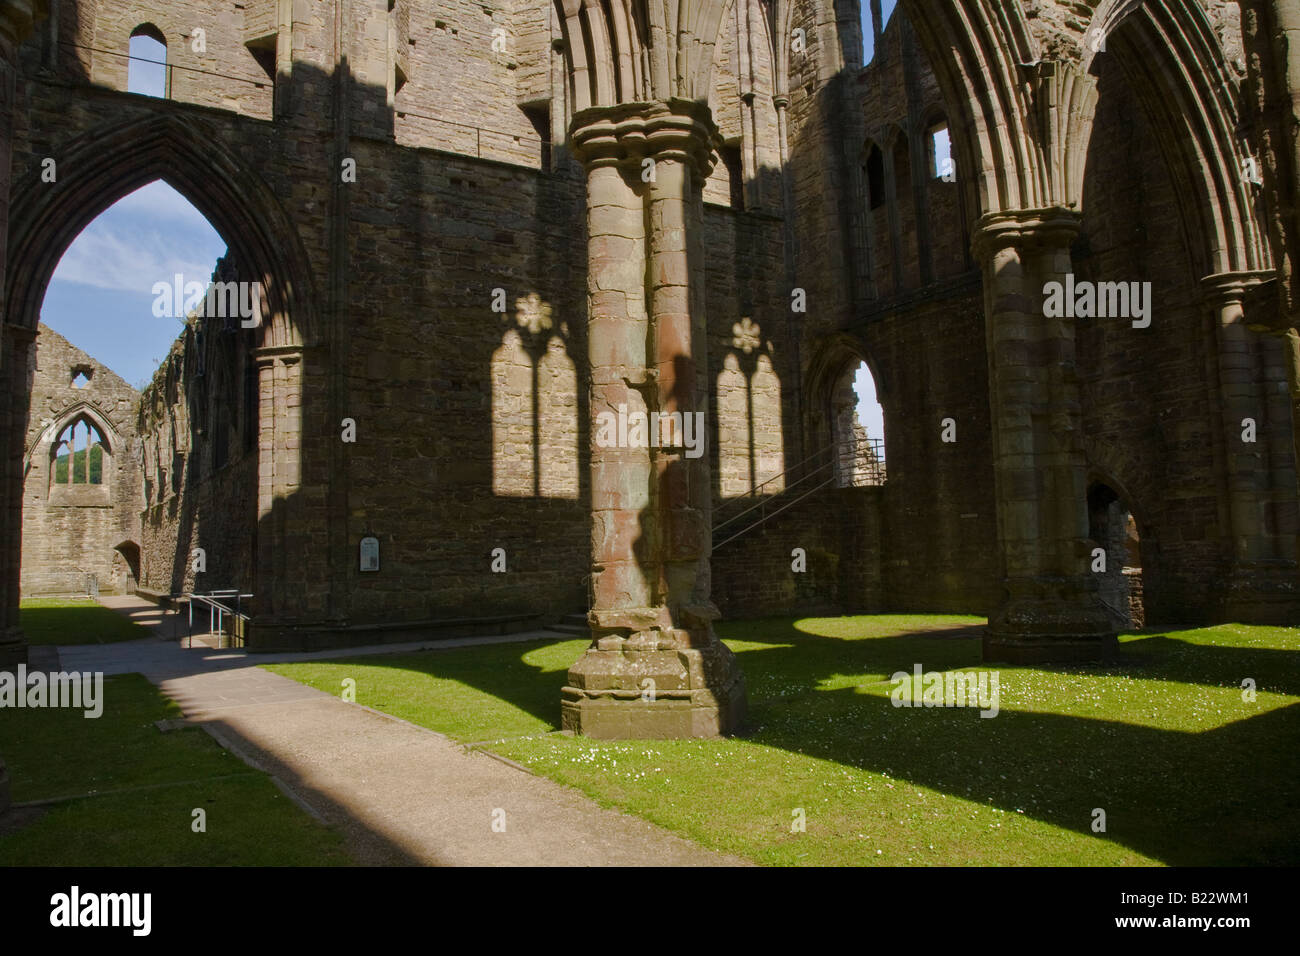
[
  {"xmin": 37, "ymin": 31, "xmax": 215, "ymax": 390},
  {"xmin": 862, "ymin": 0, "xmax": 899, "ymax": 64},
  {"xmin": 128, "ymin": 33, "xmax": 167, "ymax": 98},
  {"xmin": 39, "ymin": 180, "xmax": 227, "ymax": 390},
  {"xmin": 854, "ymin": 364, "xmax": 886, "ymax": 453}
]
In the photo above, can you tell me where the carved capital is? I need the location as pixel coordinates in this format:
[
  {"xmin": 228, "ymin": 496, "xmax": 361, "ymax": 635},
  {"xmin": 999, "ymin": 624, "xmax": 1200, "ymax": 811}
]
[
  {"xmin": 970, "ymin": 206, "xmax": 1083, "ymax": 262},
  {"xmin": 570, "ymin": 98, "xmax": 721, "ymax": 179}
]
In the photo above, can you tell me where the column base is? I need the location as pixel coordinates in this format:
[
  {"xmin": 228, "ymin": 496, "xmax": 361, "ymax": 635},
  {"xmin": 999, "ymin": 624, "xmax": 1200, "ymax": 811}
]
[
  {"xmin": 1217, "ymin": 561, "xmax": 1300, "ymax": 625},
  {"xmin": 984, "ymin": 576, "xmax": 1118, "ymax": 664},
  {"xmin": 562, "ymin": 630, "xmax": 747, "ymax": 739}
]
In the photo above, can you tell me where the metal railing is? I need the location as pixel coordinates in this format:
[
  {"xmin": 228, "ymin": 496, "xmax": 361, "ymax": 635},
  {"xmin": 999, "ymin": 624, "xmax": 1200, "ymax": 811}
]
[
  {"xmin": 72, "ymin": 567, "xmax": 99, "ymax": 598},
  {"xmin": 184, "ymin": 590, "xmax": 253, "ymax": 649},
  {"xmin": 58, "ymin": 42, "xmax": 549, "ymax": 167},
  {"xmin": 711, "ymin": 438, "xmax": 887, "ymax": 551},
  {"xmin": 59, "ymin": 42, "xmax": 271, "ymax": 94},
  {"xmin": 394, "ymin": 105, "xmax": 548, "ymax": 163},
  {"xmin": 839, "ymin": 437, "xmax": 886, "ymax": 487}
]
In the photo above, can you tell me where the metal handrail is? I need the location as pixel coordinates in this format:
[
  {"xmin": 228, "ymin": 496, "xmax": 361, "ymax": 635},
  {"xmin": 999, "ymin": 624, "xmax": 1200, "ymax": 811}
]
[
  {"xmin": 712, "ymin": 442, "xmax": 838, "ymax": 523},
  {"xmin": 59, "ymin": 42, "xmax": 270, "ymax": 91},
  {"xmin": 713, "ymin": 475, "xmax": 839, "ymax": 552},
  {"xmin": 710, "ymin": 437, "xmax": 887, "ymax": 549},
  {"xmin": 184, "ymin": 590, "xmax": 253, "ymax": 649},
  {"xmin": 58, "ymin": 42, "xmax": 549, "ymax": 165},
  {"xmin": 713, "ymin": 452, "xmax": 838, "ymax": 536}
]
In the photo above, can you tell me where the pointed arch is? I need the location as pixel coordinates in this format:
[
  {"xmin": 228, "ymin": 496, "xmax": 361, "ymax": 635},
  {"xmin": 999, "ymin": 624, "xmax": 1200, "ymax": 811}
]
[
  {"xmin": 1099, "ymin": 1, "xmax": 1270, "ymax": 276},
  {"xmin": 896, "ymin": 0, "xmax": 1042, "ymax": 218},
  {"xmin": 24, "ymin": 401, "xmax": 122, "ymax": 470},
  {"xmin": 555, "ymin": 0, "xmax": 734, "ymax": 113},
  {"xmin": 6, "ymin": 112, "xmax": 318, "ymax": 351}
]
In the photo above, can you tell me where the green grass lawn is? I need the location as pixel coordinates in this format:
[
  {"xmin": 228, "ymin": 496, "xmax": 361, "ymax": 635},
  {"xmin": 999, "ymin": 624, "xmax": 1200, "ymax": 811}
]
[
  {"xmin": 265, "ymin": 615, "xmax": 1300, "ymax": 866},
  {"xmin": 19, "ymin": 597, "xmax": 151, "ymax": 645},
  {"xmin": 0, "ymin": 673, "xmax": 353, "ymax": 865}
]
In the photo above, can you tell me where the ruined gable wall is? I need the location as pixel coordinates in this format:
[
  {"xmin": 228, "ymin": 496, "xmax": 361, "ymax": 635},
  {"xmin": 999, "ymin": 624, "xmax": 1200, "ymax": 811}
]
[{"xmin": 21, "ymin": 324, "xmax": 142, "ymax": 595}]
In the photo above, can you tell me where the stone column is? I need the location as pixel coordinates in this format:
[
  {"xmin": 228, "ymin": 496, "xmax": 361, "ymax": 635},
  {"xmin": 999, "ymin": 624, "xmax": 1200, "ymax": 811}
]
[
  {"xmin": 0, "ymin": 1, "xmax": 46, "ymax": 671},
  {"xmin": 0, "ymin": 0, "xmax": 50, "ymax": 820},
  {"xmin": 1205, "ymin": 272, "xmax": 1300, "ymax": 621},
  {"xmin": 563, "ymin": 99, "xmax": 747, "ymax": 738},
  {"xmin": 246, "ymin": 344, "xmax": 303, "ymax": 648},
  {"xmin": 0, "ymin": 325, "xmax": 32, "ymax": 669},
  {"xmin": 974, "ymin": 209, "xmax": 1115, "ymax": 663}
]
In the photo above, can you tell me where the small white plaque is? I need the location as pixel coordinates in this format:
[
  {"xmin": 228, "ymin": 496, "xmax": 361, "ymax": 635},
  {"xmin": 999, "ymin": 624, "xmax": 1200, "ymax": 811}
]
[{"xmin": 360, "ymin": 536, "xmax": 380, "ymax": 572}]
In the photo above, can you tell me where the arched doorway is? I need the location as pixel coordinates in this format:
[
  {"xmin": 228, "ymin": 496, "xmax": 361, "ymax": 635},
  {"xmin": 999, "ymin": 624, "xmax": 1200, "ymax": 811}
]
[
  {"xmin": 1088, "ymin": 481, "xmax": 1145, "ymax": 630},
  {"xmin": 832, "ymin": 358, "xmax": 887, "ymax": 489},
  {"xmin": 3, "ymin": 113, "xmax": 318, "ymax": 645}
]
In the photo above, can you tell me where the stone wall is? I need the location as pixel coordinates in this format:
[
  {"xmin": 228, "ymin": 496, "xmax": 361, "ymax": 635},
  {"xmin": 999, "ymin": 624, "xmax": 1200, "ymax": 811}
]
[
  {"xmin": 20, "ymin": 323, "xmax": 141, "ymax": 594},
  {"xmin": 135, "ymin": 262, "xmax": 259, "ymax": 598},
  {"xmin": 8, "ymin": 0, "xmax": 1295, "ymax": 654},
  {"xmin": 714, "ymin": 486, "xmax": 883, "ymax": 619}
]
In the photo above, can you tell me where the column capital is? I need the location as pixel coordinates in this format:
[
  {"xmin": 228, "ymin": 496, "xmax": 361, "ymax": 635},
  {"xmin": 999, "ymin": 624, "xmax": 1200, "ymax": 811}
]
[
  {"xmin": 1200, "ymin": 270, "xmax": 1276, "ymax": 305},
  {"xmin": 970, "ymin": 206, "xmax": 1082, "ymax": 262},
  {"xmin": 569, "ymin": 98, "xmax": 720, "ymax": 178},
  {"xmin": 253, "ymin": 343, "xmax": 302, "ymax": 368}
]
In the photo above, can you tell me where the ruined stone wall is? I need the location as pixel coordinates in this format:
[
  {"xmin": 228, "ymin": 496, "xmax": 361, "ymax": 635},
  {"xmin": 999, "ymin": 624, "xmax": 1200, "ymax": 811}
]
[
  {"xmin": 713, "ymin": 487, "xmax": 883, "ymax": 618},
  {"xmin": 27, "ymin": 0, "xmax": 1254, "ymax": 646},
  {"xmin": 20, "ymin": 324, "xmax": 141, "ymax": 594},
  {"xmin": 858, "ymin": 12, "xmax": 969, "ymax": 296},
  {"xmin": 1076, "ymin": 52, "xmax": 1241, "ymax": 624},
  {"xmin": 84, "ymin": 0, "xmax": 276, "ymax": 119},
  {"xmin": 135, "ymin": 273, "xmax": 259, "ymax": 600},
  {"xmin": 859, "ymin": 287, "xmax": 1000, "ymax": 613}
]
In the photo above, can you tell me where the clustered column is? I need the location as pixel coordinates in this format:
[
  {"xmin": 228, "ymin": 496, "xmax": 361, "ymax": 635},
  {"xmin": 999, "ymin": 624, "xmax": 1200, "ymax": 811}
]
[
  {"xmin": 973, "ymin": 209, "xmax": 1115, "ymax": 662},
  {"xmin": 247, "ymin": 344, "xmax": 304, "ymax": 647},
  {"xmin": 1204, "ymin": 272, "xmax": 1300, "ymax": 621},
  {"xmin": 0, "ymin": 1, "xmax": 45, "ymax": 670},
  {"xmin": 563, "ymin": 99, "xmax": 747, "ymax": 739}
]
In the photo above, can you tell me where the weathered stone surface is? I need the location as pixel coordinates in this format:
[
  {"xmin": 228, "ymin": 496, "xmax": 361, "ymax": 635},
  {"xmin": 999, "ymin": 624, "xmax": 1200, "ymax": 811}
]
[
  {"xmin": 21, "ymin": 324, "xmax": 141, "ymax": 595},
  {"xmin": 0, "ymin": 1, "xmax": 1297, "ymax": 736}
]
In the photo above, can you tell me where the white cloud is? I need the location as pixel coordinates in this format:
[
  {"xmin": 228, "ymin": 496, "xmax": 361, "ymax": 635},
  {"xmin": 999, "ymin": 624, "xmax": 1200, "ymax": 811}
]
[
  {"xmin": 47, "ymin": 182, "xmax": 226, "ymax": 294},
  {"xmin": 112, "ymin": 180, "xmax": 217, "ymax": 228}
]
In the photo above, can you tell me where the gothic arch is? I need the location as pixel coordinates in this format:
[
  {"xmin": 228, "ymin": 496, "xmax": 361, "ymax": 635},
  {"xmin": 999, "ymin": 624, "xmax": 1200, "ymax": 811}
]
[
  {"xmin": 24, "ymin": 401, "xmax": 121, "ymax": 471},
  {"xmin": 803, "ymin": 332, "xmax": 890, "ymax": 442},
  {"xmin": 6, "ymin": 111, "xmax": 318, "ymax": 350},
  {"xmin": 896, "ymin": 0, "xmax": 1043, "ymax": 218},
  {"xmin": 555, "ymin": 0, "xmax": 736, "ymax": 112},
  {"xmin": 1083, "ymin": 434, "xmax": 1161, "ymax": 547},
  {"xmin": 886, "ymin": 0, "xmax": 1267, "ymax": 276},
  {"xmin": 1099, "ymin": 1, "xmax": 1269, "ymax": 276}
]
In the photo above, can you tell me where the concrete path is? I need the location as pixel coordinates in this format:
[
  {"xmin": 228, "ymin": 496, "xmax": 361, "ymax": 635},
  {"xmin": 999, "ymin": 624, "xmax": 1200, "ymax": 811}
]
[{"xmin": 57, "ymin": 596, "xmax": 743, "ymax": 867}]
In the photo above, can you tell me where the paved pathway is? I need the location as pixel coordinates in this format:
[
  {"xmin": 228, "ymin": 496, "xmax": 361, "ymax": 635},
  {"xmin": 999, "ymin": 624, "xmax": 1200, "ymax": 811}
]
[{"xmin": 56, "ymin": 596, "xmax": 743, "ymax": 867}]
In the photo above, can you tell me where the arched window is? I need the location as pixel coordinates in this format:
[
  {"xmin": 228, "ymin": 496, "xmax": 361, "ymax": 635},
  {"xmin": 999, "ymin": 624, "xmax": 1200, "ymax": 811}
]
[
  {"xmin": 52, "ymin": 418, "xmax": 107, "ymax": 486},
  {"xmin": 128, "ymin": 25, "xmax": 168, "ymax": 98},
  {"xmin": 929, "ymin": 121, "xmax": 953, "ymax": 179}
]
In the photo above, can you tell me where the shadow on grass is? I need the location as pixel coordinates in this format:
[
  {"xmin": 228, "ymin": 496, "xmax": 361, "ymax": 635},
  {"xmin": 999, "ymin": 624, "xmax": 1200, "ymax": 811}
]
[
  {"xmin": 0, "ymin": 673, "xmax": 379, "ymax": 866},
  {"xmin": 306, "ymin": 617, "xmax": 1300, "ymax": 865}
]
